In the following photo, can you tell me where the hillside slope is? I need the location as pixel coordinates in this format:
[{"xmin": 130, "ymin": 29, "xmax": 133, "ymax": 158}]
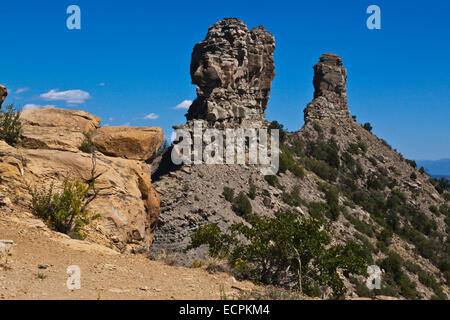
[{"xmin": 151, "ymin": 29, "xmax": 449, "ymax": 299}]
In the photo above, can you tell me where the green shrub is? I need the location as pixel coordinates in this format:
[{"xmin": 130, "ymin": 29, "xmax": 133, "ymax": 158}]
[
  {"xmin": 419, "ymin": 167, "xmax": 425, "ymax": 174},
  {"xmin": 29, "ymin": 179, "xmax": 100, "ymax": 239},
  {"xmin": 248, "ymin": 179, "xmax": 257, "ymax": 200},
  {"xmin": 405, "ymin": 159, "xmax": 417, "ymax": 168},
  {"xmin": 417, "ymin": 270, "xmax": 446, "ymax": 299},
  {"xmin": 233, "ymin": 191, "xmax": 252, "ymax": 216},
  {"xmin": 410, "ymin": 172, "xmax": 417, "ymax": 180},
  {"xmin": 0, "ymin": 103, "xmax": 22, "ymax": 146},
  {"xmin": 439, "ymin": 204, "xmax": 449, "ymax": 216},
  {"xmin": 368, "ymin": 157, "xmax": 377, "ymax": 166},
  {"xmin": 187, "ymin": 212, "xmax": 368, "ymax": 298},
  {"xmin": 80, "ymin": 131, "xmax": 94, "ymax": 153},
  {"xmin": 430, "ymin": 177, "xmax": 450, "ymax": 194},
  {"xmin": 307, "ymin": 140, "xmax": 340, "ymax": 169},
  {"xmin": 330, "ymin": 127, "xmax": 337, "ymax": 135},
  {"xmin": 264, "ymin": 175, "xmax": 279, "ymax": 188},
  {"xmin": 429, "ymin": 205, "xmax": 439, "ymax": 215},
  {"xmin": 347, "ymin": 142, "xmax": 367, "ymax": 155},
  {"xmin": 222, "ymin": 187, "xmax": 235, "ymax": 202},
  {"xmin": 378, "ymin": 252, "xmax": 419, "ymax": 299},
  {"xmin": 312, "ymin": 122, "xmax": 322, "ymax": 133},
  {"xmin": 405, "ymin": 261, "xmax": 421, "ymax": 274},
  {"xmin": 302, "ymin": 157, "xmax": 338, "ymax": 182},
  {"xmin": 282, "ymin": 185, "xmax": 307, "ymax": 207},
  {"xmin": 279, "ymin": 145, "xmax": 305, "ymax": 178},
  {"xmin": 324, "ymin": 186, "xmax": 340, "ymax": 221},
  {"xmin": 185, "ymin": 224, "xmax": 236, "ymax": 257},
  {"xmin": 362, "ymin": 122, "xmax": 372, "ymax": 132},
  {"xmin": 268, "ymin": 121, "xmax": 286, "ymax": 143}
]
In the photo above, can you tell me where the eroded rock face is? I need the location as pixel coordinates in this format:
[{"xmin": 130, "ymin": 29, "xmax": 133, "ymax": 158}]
[
  {"xmin": 186, "ymin": 18, "xmax": 275, "ymax": 128},
  {"xmin": 92, "ymin": 126, "xmax": 163, "ymax": 161},
  {"xmin": 0, "ymin": 107, "xmax": 163, "ymax": 251},
  {"xmin": 0, "ymin": 85, "xmax": 7, "ymax": 108},
  {"xmin": 20, "ymin": 108, "xmax": 101, "ymax": 152},
  {"xmin": 304, "ymin": 53, "xmax": 350, "ymax": 123}
]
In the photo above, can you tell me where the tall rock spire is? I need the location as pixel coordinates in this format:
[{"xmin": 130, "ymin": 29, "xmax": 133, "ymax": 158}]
[
  {"xmin": 186, "ymin": 18, "xmax": 275, "ymax": 128},
  {"xmin": 304, "ymin": 53, "xmax": 350, "ymax": 123}
]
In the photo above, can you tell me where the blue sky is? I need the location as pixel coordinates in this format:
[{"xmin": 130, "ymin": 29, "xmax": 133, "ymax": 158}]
[{"xmin": 0, "ymin": 0, "xmax": 449, "ymax": 160}]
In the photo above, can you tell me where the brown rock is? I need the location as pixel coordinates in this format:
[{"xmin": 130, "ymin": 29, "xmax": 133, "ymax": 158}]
[
  {"xmin": 304, "ymin": 53, "xmax": 350, "ymax": 123},
  {"xmin": 186, "ymin": 18, "xmax": 275, "ymax": 128},
  {"xmin": 21, "ymin": 107, "xmax": 101, "ymax": 132},
  {"xmin": 0, "ymin": 146, "xmax": 159, "ymax": 248},
  {"xmin": 0, "ymin": 85, "xmax": 7, "ymax": 108},
  {"xmin": 20, "ymin": 108, "xmax": 101, "ymax": 152},
  {"xmin": 92, "ymin": 126, "xmax": 163, "ymax": 161}
]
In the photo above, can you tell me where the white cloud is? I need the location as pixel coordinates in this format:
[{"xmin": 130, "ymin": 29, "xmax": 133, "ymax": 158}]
[
  {"xmin": 98, "ymin": 83, "xmax": 105, "ymax": 86},
  {"xmin": 144, "ymin": 113, "xmax": 159, "ymax": 120},
  {"xmin": 173, "ymin": 100, "xmax": 192, "ymax": 110},
  {"xmin": 40, "ymin": 89, "xmax": 91, "ymax": 104},
  {"xmin": 23, "ymin": 104, "xmax": 56, "ymax": 110},
  {"xmin": 15, "ymin": 87, "xmax": 29, "ymax": 94}
]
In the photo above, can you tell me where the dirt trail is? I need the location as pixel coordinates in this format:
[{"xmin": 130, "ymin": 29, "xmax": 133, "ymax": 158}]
[{"xmin": 0, "ymin": 216, "xmax": 254, "ymax": 300}]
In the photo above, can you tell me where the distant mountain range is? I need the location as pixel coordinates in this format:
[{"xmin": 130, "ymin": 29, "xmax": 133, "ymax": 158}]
[{"xmin": 416, "ymin": 158, "xmax": 450, "ymax": 178}]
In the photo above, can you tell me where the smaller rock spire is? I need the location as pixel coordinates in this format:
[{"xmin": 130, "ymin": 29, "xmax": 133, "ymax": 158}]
[{"xmin": 304, "ymin": 53, "xmax": 350, "ymax": 123}]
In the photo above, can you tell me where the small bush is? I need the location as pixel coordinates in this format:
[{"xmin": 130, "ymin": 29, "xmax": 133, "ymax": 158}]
[
  {"xmin": 405, "ymin": 159, "xmax": 417, "ymax": 168},
  {"xmin": 80, "ymin": 131, "xmax": 94, "ymax": 153},
  {"xmin": 233, "ymin": 192, "xmax": 252, "ymax": 216},
  {"xmin": 279, "ymin": 145, "xmax": 305, "ymax": 178},
  {"xmin": 29, "ymin": 179, "xmax": 100, "ymax": 238},
  {"xmin": 303, "ymin": 158, "xmax": 338, "ymax": 182},
  {"xmin": 248, "ymin": 179, "xmax": 257, "ymax": 200},
  {"xmin": 0, "ymin": 103, "xmax": 22, "ymax": 146},
  {"xmin": 410, "ymin": 172, "xmax": 417, "ymax": 180},
  {"xmin": 282, "ymin": 185, "xmax": 307, "ymax": 207},
  {"xmin": 362, "ymin": 122, "xmax": 372, "ymax": 132},
  {"xmin": 368, "ymin": 157, "xmax": 377, "ymax": 166},
  {"xmin": 264, "ymin": 175, "xmax": 279, "ymax": 188},
  {"xmin": 29, "ymin": 156, "xmax": 102, "ymax": 239},
  {"xmin": 268, "ymin": 121, "xmax": 286, "ymax": 143},
  {"xmin": 429, "ymin": 205, "xmax": 439, "ymax": 215},
  {"xmin": 222, "ymin": 187, "xmax": 235, "ymax": 202}
]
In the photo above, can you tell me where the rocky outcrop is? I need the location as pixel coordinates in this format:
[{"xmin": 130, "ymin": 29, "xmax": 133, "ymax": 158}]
[
  {"xmin": 0, "ymin": 85, "xmax": 7, "ymax": 108},
  {"xmin": 92, "ymin": 126, "xmax": 163, "ymax": 161},
  {"xmin": 0, "ymin": 105, "xmax": 163, "ymax": 251},
  {"xmin": 186, "ymin": 18, "xmax": 275, "ymax": 128},
  {"xmin": 20, "ymin": 108, "xmax": 101, "ymax": 152},
  {"xmin": 304, "ymin": 53, "xmax": 350, "ymax": 123}
]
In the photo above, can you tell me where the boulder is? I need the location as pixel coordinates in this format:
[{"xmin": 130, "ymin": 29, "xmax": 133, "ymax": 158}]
[
  {"xmin": 92, "ymin": 126, "xmax": 163, "ymax": 161},
  {"xmin": 20, "ymin": 108, "xmax": 101, "ymax": 152},
  {"xmin": 20, "ymin": 107, "xmax": 101, "ymax": 132}
]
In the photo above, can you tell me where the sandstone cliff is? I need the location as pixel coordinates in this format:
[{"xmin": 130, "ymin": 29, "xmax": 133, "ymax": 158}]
[{"xmin": 0, "ymin": 107, "xmax": 163, "ymax": 252}]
